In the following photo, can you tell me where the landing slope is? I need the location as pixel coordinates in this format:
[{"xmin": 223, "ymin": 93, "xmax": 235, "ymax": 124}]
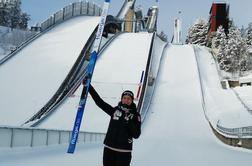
[{"xmin": 132, "ymin": 45, "xmax": 252, "ymax": 166}]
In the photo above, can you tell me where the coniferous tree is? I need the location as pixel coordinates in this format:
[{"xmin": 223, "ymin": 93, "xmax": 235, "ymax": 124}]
[
  {"xmin": 19, "ymin": 13, "xmax": 30, "ymax": 29},
  {"xmin": 221, "ymin": 26, "xmax": 248, "ymax": 75},
  {"xmin": 246, "ymin": 23, "xmax": 252, "ymax": 46},
  {"xmin": 187, "ymin": 18, "xmax": 208, "ymax": 46},
  {"xmin": 9, "ymin": 0, "xmax": 22, "ymax": 29},
  {"xmin": 216, "ymin": 29, "xmax": 227, "ymax": 69},
  {"xmin": 213, "ymin": 25, "xmax": 225, "ymax": 49},
  {"xmin": 0, "ymin": 3, "xmax": 11, "ymax": 27},
  {"xmin": 0, "ymin": 0, "xmax": 30, "ymax": 29}
]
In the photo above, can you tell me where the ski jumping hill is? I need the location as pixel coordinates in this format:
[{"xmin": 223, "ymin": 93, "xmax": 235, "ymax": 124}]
[
  {"xmin": 132, "ymin": 45, "xmax": 252, "ymax": 166},
  {"xmin": 0, "ymin": 16, "xmax": 99, "ymax": 126},
  {"xmin": 37, "ymin": 32, "xmax": 154, "ymax": 132}
]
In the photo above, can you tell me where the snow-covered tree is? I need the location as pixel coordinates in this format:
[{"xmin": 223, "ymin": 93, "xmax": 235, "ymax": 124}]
[
  {"xmin": 246, "ymin": 23, "xmax": 252, "ymax": 46},
  {"xmin": 218, "ymin": 41, "xmax": 233, "ymax": 72},
  {"xmin": 0, "ymin": 3, "xmax": 11, "ymax": 27},
  {"xmin": 213, "ymin": 25, "xmax": 226, "ymax": 49},
  {"xmin": 9, "ymin": 0, "xmax": 22, "ymax": 29},
  {"xmin": 19, "ymin": 13, "xmax": 30, "ymax": 29},
  {"xmin": 216, "ymin": 30, "xmax": 227, "ymax": 69},
  {"xmin": 0, "ymin": 0, "xmax": 30, "ymax": 29},
  {"xmin": 187, "ymin": 18, "xmax": 208, "ymax": 46},
  {"xmin": 220, "ymin": 26, "xmax": 249, "ymax": 75}
]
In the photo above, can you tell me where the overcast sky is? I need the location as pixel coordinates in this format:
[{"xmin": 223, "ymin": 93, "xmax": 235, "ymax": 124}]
[{"xmin": 21, "ymin": 0, "xmax": 252, "ymax": 42}]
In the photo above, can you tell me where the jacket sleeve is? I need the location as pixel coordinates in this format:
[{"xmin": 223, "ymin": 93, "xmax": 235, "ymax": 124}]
[
  {"xmin": 88, "ymin": 84, "xmax": 114, "ymax": 116},
  {"xmin": 128, "ymin": 112, "xmax": 141, "ymax": 139}
]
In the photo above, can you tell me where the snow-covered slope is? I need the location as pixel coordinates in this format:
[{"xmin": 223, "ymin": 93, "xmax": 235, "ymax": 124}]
[
  {"xmin": 233, "ymin": 86, "xmax": 252, "ymax": 112},
  {"xmin": 1, "ymin": 44, "xmax": 251, "ymax": 166},
  {"xmin": 195, "ymin": 46, "xmax": 252, "ymax": 128},
  {"xmin": 132, "ymin": 45, "xmax": 252, "ymax": 166},
  {"xmin": 38, "ymin": 32, "xmax": 153, "ymax": 132},
  {"xmin": 0, "ymin": 16, "xmax": 99, "ymax": 126}
]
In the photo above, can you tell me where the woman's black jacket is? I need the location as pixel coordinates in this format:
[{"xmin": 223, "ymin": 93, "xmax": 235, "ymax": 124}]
[{"xmin": 88, "ymin": 85, "xmax": 141, "ymax": 150}]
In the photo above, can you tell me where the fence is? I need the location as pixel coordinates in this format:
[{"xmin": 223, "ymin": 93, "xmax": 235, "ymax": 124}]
[
  {"xmin": 41, "ymin": 1, "xmax": 101, "ymax": 31},
  {"xmin": 0, "ymin": 126, "xmax": 105, "ymax": 148},
  {"xmin": 216, "ymin": 122, "xmax": 252, "ymax": 138}
]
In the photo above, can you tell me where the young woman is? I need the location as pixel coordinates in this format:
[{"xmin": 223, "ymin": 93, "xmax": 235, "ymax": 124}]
[{"xmin": 88, "ymin": 84, "xmax": 141, "ymax": 166}]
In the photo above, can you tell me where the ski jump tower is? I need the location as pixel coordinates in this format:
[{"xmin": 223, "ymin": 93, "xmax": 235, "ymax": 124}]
[
  {"xmin": 207, "ymin": 3, "xmax": 229, "ymax": 46},
  {"xmin": 173, "ymin": 17, "xmax": 182, "ymax": 44}
]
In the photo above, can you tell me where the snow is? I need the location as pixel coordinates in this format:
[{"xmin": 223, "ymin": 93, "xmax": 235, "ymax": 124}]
[
  {"xmin": 0, "ymin": 143, "xmax": 104, "ymax": 166},
  {"xmin": 195, "ymin": 46, "xmax": 252, "ymax": 128},
  {"xmin": 1, "ymin": 44, "xmax": 252, "ymax": 166},
  {"xmin": 38, "ymin": 32, "xmax": 153, "ymax": 132},
  {"xmin": 0, "ymin": 26, "xmax": 36, "ymax": 59},
  {"xmin": 151, "ymin": 35, "xmax": 167, "ymax": 81},
  {"xmin": 0, "ymin": 16, "xmax": 99, "ymax": 126},
  {"xmin": 187, "ymin": 18, "xmax": 208, "ymax": 45},
  {"xmin": 0, "ymin": 46, "xmax": 5, "ymax": 56},
  {"xmin": 0, "ymin": 1, "xmax": 251, "ymax": 165},
  {"xmin": 132, "ymin": 45, "xmax": 252, "ymax": 166},
  {"xmin": 239, "ymin": 74, "xmax": 252, "ymax": 83},
  {"xmin": 233, "ymin": 86, "xmax": 252, "ymax": 111}
]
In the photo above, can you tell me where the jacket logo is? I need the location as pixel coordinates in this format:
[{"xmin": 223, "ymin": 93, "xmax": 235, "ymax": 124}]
[
  {"xmin": 128, "ymin": 139, "xmax": 133, "ymax": 143},
  {"xmin": 124, "ymin": 113, "xmax": 134, "ymax": 121},
  {"xmin": 113, "ymin": 110, "xmax": 122, "ymax": 120}
]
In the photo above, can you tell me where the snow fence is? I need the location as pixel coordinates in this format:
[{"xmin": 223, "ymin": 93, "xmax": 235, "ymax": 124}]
[{"xmin": 0, "ymin": 126, "xmax": 105, "ymax": 149}]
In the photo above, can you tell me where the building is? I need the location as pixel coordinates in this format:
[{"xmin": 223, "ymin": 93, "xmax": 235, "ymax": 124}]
[
  {"xmin": 209, "ymin": 3, "xmax": 229, "ymax": 34},
  {"xmin": 207, "ymin": 3, "xmax": 229, "ymax": 46}
]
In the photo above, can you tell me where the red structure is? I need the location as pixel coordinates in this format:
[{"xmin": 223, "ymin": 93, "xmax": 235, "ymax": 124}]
[{"xmin": 209, "ymin": 3, "xmax": 229, "ymax": 34}]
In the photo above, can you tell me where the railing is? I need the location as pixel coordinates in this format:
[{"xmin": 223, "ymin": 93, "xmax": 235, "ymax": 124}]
[
  {"xmin": 192, "ymin": 45, "xmax": 210, "ymax": 122},
  {"xmin": 193, "ymin": 45, "xmax": 252, "ymax": 138},
  {"xmin": 140, "ymin": 35, "xmax": 168, "ymax": 122},
  {"xmin": 217, "ymin": 122, "xmax": 252, "ymax": 138},
  {"xmin": 41, "ymin": 1, "xmax": 101, "ymax": 31},
  {"xmin": 137, "ymin": 33, "xmax": 155, "ymax": 120},
  {"xmin": 0, "ymin": 1, "xmax": 101, "ymax": 65},
  {"xmin": 0, "ymin": 126, "xmax": 105, "ymax": 148},
  {"xmin": 136, "ymin": 33, "xmax": 169, "ymax": 123}
]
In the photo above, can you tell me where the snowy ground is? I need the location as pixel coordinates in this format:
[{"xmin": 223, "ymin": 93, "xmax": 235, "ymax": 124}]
[
  {"xmin": 195, "ymin": 46, "xmax": 252, "ymax": 128},
  {"xmin": 0, "ymin": 143, "xmax": 104, "ymax": 166},
  {"xmin": 38, "ymin": 32, "xmax": 153, "ymax": 132},
  {"xmin": 0, "ymin": 16, "xmax": 99, "ymax": 126},
  {"xmin": 132, "ymin": 44, "xmax": 252, "ymax": 166},
  {"xmin": 0, "ymin": 43, "xmax": 13, "ymax": 60},
  {"xmin": 1, "ymin": 45, "xmax": 251, "ymax": 166},
  {"xmin": 233, "ymin": 86, "xmax": 252, "ymax": 112},
  {"xmin": 0, "ymin": 44, "xmax": 11, "ymax": 57}
]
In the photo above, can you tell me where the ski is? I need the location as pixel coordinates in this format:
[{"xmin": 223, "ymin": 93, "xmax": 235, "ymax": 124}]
[{"xmin": 67, "ymin": 0, "xmax": 111, "ymax": 154}]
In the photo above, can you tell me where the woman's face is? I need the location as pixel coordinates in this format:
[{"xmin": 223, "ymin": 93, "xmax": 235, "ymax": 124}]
[{"xmin": 121, "ymin": 95, "xmax": 133, "ymax": 106}]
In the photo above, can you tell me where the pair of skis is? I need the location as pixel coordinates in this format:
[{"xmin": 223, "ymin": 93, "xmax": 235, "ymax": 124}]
[{"xmin": 67, "ymin": 0, "xmax": 111, "ymax": 154}]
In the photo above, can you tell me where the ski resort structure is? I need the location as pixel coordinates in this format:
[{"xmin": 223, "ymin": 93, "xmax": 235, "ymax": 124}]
[{"xmin": 0, "ymin": 0, "xmax": 252, "ymax": 165}]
